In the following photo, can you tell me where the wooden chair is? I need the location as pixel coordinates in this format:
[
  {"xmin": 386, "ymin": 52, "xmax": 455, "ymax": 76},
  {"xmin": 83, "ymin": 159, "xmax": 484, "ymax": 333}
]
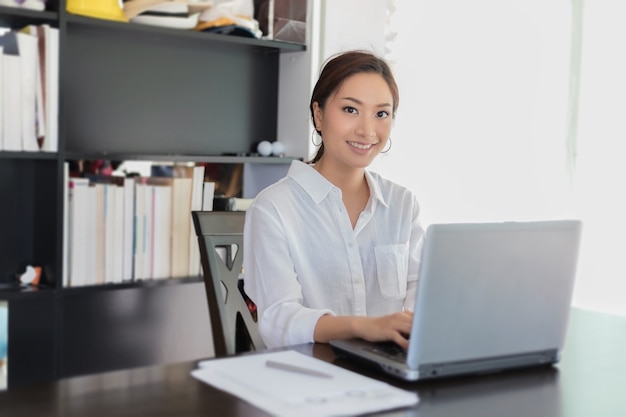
[{"xmin": 191, "ymin": 211, "xmax": 266, "ymax": 357}]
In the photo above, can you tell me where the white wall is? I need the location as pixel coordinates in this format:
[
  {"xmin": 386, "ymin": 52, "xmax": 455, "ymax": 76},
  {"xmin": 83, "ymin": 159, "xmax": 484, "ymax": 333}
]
[{"xmin": 317, "ymin": 0, "xmax": 387, "ymax": 56}]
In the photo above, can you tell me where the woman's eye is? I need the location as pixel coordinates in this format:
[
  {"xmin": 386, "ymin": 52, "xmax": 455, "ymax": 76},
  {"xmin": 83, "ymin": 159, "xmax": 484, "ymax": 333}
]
[
  {"xmin": 343, "ymin": 106, "xmax": 358, "ymax": 114},
  {"xmin": 377, "ymin": 110, "xmax": 390, "ymax": 119}
]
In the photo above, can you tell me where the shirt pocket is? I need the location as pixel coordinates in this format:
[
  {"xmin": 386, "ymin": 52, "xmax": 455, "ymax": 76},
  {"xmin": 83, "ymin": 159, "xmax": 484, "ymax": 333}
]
[{"xmin": 374, "ymin": 243, "xmax": 409, "ymax": 301}]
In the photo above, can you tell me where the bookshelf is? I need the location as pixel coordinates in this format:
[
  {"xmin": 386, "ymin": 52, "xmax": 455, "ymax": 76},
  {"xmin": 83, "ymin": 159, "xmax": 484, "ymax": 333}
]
[{"xmin": 0, "ymin": 0, "xmax": 307, "ymax": 388}]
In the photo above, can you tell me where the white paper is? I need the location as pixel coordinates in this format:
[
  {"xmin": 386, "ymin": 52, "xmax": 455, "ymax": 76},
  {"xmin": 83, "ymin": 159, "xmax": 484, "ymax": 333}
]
[{"xmin": 192, "ymin": 350, "xmax": 418, "ymax": 417}]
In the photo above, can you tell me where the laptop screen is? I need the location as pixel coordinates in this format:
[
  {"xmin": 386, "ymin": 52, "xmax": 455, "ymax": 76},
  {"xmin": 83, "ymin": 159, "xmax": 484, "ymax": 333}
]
[{"xmin": 408, "ymin": 220, "xmax": 582, "ymax": 367}]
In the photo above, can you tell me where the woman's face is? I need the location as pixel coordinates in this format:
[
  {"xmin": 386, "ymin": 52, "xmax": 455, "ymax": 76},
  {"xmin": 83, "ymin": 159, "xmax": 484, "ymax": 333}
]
[{"xmin": 313, "ymin": 72, "xmax": 394, "ymax": 170}]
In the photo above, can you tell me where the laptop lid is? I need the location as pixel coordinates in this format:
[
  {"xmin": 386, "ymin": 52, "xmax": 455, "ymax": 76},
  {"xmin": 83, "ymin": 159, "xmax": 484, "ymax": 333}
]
[{"xmin": 330, "ymin": 219, "xmax": 582, "ymax": 381}]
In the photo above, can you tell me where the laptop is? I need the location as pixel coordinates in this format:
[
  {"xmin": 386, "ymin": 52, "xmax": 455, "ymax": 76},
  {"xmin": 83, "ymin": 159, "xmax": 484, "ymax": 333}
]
[{"xmin": 330, "ymin": 219, "xmax": 582, "ymax": 381}]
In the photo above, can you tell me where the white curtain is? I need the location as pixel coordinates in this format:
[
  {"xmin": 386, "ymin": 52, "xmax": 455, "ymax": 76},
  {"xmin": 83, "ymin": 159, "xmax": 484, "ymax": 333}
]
[{"xmin": 375, "ymin": 1, "xmax": 626, "ymax": 315}]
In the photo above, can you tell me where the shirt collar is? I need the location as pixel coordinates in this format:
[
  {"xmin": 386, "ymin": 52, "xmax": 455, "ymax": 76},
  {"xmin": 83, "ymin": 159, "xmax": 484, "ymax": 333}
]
[
  {"xmin": 287, "ymin": 160, "xmax": 334, "ymax": 204},
  {"xmin": 288, "ymin": 160, "xmax": 390, "ymax": 208}
]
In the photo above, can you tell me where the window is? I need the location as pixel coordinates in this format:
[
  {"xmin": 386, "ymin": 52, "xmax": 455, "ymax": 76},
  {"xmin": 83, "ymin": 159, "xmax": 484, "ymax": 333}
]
[{"xmin": 375, "ymin": 1, "xmax": 625, "ymax": 316}]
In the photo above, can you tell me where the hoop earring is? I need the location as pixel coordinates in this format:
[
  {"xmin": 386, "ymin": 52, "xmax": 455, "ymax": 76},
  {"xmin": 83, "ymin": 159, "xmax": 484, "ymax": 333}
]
[
  {"xmin": 381, "ymin": 137, "xmax": 392, "ymax": 153},
  {"xmin": 311, "ymin": 130, "xmax": 322, "ymax": 147}
]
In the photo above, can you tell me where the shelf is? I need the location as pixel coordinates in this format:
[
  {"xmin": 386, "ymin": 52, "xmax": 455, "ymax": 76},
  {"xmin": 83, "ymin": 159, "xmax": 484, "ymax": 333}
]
[
  {"xmin": 64, "ymin": 152, "xmax": 299, "ymax": 164},
  {"xmin": 60, "ymin": 276, "xmax": 204, "ymax": 294},
  {"xmin": 0, "ymin": 285, "xmax": 56, "ymax": 301},
  {"xmin": 63, "ymin": 13, "xmax": 306, "ymax": 52},
  {"xmin": 0, "ymin": 151, "xmax": 58, "ymax": 160},
  {"xmin": 0, "ymin": 5, "xmax": 58, "ymax": 27}
]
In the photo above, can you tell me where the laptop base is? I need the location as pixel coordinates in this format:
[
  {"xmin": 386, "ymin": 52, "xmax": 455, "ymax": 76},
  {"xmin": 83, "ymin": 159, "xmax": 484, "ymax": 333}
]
[{"xmin": 331, "ymin": 338, "xmax": 560, "ymax": 382}]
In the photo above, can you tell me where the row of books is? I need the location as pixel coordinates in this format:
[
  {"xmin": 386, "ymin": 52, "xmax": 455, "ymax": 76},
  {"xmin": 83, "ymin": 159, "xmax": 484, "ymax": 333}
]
[
  {"xmin": 0, "ymin": 24, "xmax": 58, "ymax": 152},
  {"xmin": 63, "ymin": 163, "xmax": 216, "ymax": 288}
]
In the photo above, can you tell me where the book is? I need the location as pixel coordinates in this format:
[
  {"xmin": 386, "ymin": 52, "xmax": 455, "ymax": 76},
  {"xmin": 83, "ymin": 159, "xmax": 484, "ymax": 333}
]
[
  {"xmin": 112, "ymin": 185, "xmax": 125, "ymax": 284},
  {"xmin": 202, "ymin": 181, "xmax": 215, "ymax": 211},
  {"xmin": 21, "ymin": 24, "xmax": 46, "ymax": 145},
  {"xmin": 198, "ymin": 180, "xmax": 216, "ymax": 278},
  {"xmin": 93, "ymin": 183, "xmax": 106, "ymax": 285},
  {"xmin": 42, "ymin": 25, "xmax": 58, "ymax": 152},
  {"xmin": 62, "ymin": 163, "xmax": 70, "ymax": 287},
  {"xmin": 151, "ymin": 184, "xmax": 172, "ymax": 279},
  {"xmin": 170, "ymin": 177, "xmax": 193, "ymax": 277},
  {"xmin": 142, "ymin": 183, "xmax": 154, "ymax": 279},
  {"xmin": 83, "ymin": 184, "xmax": 97, "ymax": 286},
  {"xmin": 34, "ymin": 25, "xmax": 46, "ymax": 144},
  {"xmin": 122, "ymin": 177, "xmax": 135, "ymax": 281},
  {"xmin": 103, "ymin": 184, "xmax": 116, "ymax": 284},
  {"xmin": 133, "ymin": 181, "xmax": 146, "ymax": 280},
  {"xmin": 68, "ymin": 178, "xmax": 90, "ymax": 287},
  {"xmin": 16, "ymin": 31, "xmax": 39, "ymax": 151},
  {"xmin": 1, "ymin": 32, "xmax": 21, "ymax": 151},
  {"xmin": 189, "ymin": 165, "xmax": 206, "ymax": 276}
]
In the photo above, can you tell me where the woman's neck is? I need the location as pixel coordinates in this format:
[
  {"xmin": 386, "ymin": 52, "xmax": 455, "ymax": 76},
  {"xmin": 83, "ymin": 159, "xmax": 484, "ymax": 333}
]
[{"xmin": 314, "ymin": 160, "xmax": 367, "ymax": 196}]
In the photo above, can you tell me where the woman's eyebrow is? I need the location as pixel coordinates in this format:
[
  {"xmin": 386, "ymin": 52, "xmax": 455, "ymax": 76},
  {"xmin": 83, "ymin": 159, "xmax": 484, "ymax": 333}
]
[{"xmin": 341, "ymin": 96, "xmax": 392, "ymax": 108}]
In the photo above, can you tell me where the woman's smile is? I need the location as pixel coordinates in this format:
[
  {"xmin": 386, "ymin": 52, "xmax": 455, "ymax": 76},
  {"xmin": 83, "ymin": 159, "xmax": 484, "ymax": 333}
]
[{"xmin": 347, "ymin": 141, "xmax": 377, "ymax": 151}]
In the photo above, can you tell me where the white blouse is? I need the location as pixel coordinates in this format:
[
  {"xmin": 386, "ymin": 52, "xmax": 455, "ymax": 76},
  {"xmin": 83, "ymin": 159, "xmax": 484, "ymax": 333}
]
[{"xmin": 243, "ymin": 160, "xmax": 425, "ymax": 348}]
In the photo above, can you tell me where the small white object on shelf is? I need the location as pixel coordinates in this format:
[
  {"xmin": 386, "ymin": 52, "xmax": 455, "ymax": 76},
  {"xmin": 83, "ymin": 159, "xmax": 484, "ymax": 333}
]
[
  {"xmin": 257, "ymin": 140, "xmax": 272, "ymax": 156},
  {"xmin": 271, "ymin": 141, "xmax": 285, "ymax": 156}
]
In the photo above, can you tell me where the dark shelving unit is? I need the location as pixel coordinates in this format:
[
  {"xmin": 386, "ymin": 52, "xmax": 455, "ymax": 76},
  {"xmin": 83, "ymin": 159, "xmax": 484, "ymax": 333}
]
[{"xmin": 0, "ymin": 0, "xmax": 306, "ymax": 388}]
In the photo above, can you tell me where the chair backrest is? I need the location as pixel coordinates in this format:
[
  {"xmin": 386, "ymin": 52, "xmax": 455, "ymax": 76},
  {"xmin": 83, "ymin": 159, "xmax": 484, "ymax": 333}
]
[{"xmin": 191, "ymin": 211, "xmax": 266, "ymax": 357}]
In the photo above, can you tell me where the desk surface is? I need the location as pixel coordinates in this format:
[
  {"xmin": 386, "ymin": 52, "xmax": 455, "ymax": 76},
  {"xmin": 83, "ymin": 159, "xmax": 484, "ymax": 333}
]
[{"xmin": 1, "ymin": 308, "xmax": 624, "ymax": 417}]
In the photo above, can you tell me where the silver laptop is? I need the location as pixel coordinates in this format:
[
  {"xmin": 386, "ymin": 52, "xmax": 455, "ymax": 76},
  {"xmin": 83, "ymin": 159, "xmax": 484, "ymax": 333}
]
[{"xmin": 330, "ymin": 219, "xmax": 582, "ymax": 381}]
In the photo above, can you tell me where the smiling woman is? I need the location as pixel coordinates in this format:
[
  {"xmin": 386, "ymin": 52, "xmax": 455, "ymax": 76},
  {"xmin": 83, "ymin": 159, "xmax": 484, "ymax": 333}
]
[{"xmin": 243, "ymin": 50, "xmax": 424, "ymax": 349}]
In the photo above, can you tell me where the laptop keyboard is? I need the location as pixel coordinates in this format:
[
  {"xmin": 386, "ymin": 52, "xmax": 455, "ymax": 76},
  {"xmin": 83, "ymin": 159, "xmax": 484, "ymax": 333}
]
[{"xmin": 365, "ymin": 341, "xmax": 407, "ymax": 363}]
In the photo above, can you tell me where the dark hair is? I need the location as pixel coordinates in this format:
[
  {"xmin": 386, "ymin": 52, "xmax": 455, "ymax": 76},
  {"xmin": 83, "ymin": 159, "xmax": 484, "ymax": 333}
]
[{"xmin": 308, "ymin": 50, "xmax": 399, "ymax": 164}]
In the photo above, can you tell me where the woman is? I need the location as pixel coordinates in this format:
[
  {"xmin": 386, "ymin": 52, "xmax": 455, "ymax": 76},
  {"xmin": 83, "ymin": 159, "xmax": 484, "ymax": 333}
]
[{"xmin": 243, "ymin": 50, "xmax": 424, "ymax": 349}]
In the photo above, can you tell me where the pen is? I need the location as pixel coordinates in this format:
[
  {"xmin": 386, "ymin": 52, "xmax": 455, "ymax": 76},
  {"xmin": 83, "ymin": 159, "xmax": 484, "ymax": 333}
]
[{"xmin": 265, "ymin": 360, "xmax": 334, "ymax": 379}]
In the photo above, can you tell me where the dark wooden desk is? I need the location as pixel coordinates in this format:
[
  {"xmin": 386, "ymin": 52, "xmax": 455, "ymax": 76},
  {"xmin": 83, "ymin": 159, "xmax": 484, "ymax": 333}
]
[{"xmin": 0, "ymin": 308, "xmax": 624, "ymax": 417}]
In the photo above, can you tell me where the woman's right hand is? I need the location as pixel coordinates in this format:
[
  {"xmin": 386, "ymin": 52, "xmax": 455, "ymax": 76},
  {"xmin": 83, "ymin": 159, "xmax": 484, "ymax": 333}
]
[
  {"xmin": 353, "ymin": 311, "xmax": 413, "ymax": 350},
  {"xmin": 314, "ymin": 311, "xmax": 413, "ymax": 350}
]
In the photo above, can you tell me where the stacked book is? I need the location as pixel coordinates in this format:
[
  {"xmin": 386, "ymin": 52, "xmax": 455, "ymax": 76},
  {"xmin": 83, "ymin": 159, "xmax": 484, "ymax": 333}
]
[
  {"xmin": 0, "ymin": 24, "xmax": 58, "ymax": 152},
  {"xmin": 63, "ymin": 163, "xmax": 216, "ymax": 287}
]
